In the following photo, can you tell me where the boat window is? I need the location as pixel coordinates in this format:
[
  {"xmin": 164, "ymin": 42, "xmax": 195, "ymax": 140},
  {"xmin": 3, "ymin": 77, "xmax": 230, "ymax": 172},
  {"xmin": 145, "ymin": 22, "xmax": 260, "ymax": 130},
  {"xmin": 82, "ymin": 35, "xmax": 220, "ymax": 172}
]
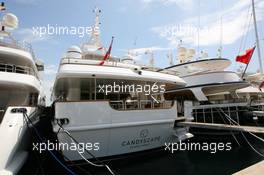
[
  {"xmin": 55, "ymin": 78, "xmax": 175, "ymax": 110},
  {"xmin": 0, "ymin": 63, "xmax": 35, "ymax": 76},
  {"xmin": 57, "ymin": 78, "xmax": 171, "ymax": 102},
  {"xmin": 0, "ymin": 89, "xmax": 38, "ymax": 107}
]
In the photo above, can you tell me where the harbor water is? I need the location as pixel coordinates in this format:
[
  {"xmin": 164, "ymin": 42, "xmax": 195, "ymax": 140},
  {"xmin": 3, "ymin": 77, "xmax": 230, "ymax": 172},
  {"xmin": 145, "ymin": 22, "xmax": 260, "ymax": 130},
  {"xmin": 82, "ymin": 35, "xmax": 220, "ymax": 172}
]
[{"xmin": 19, "ymin": 134, "xmax": 264, "ymax": 175}]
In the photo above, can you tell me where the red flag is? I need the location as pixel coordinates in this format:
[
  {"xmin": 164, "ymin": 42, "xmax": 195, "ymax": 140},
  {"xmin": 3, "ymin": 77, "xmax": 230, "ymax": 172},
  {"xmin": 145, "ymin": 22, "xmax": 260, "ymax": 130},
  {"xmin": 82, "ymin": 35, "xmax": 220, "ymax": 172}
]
[
  {"xmin": 99, "ymin": 37, "xmax": 114, "ymax": 66},
  {"xmin": 259, "ymin": 81, "xmax": 264, "ymax": 89},
  {"xmin": 236, "ymin": 46, "xmax": 255, "ymax": 64}
]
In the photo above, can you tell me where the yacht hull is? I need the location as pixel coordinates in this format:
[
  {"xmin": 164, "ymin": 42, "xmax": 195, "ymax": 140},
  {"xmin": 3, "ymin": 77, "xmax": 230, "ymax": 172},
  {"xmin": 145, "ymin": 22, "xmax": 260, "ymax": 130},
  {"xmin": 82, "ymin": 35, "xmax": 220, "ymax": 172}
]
[
  {"xmin": 53, "ymin": 101, "xmax": 189, "ymax": 161},
  {"xmin": 0, "ymin": 107, "xmax": 40, "ymax": 175}
]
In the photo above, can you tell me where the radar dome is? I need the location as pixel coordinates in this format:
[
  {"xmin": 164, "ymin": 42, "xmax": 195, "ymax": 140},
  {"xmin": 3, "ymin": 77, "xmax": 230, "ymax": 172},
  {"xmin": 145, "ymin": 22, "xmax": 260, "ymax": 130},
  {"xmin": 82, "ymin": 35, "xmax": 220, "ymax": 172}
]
[
  {"xmin": 66, "ymin": 45, "xmax": 82, "ymax": 59},
  {"xmin": 186, "ymin": 49, "xmax": 195, "ymax": 61},
  {"xmin": 187, "ymin": 49, "xmax": 195, "ymax": 57},
  {"xmin": 2, "ymin": 13, "xmax": 19, "ymax": 29},
  {"xmin": 177, "ymin": 47, "xmax": 187, "ymax": 63}
]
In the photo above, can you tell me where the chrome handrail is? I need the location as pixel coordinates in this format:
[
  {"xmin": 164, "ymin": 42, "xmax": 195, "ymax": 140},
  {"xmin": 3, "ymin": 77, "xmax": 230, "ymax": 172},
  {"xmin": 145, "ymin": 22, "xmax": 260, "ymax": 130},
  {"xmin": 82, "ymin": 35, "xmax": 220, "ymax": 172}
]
[
  {"xmin": 0, "ymin": 37, "xmax": 36, "ymax": 60},
  {"xmin": 110, "ymin": 100, "xmax": 174, "ymax": 110},
  {"xmin": 0, "ymin": 63, "xmax": 36, "ymax": 76}
]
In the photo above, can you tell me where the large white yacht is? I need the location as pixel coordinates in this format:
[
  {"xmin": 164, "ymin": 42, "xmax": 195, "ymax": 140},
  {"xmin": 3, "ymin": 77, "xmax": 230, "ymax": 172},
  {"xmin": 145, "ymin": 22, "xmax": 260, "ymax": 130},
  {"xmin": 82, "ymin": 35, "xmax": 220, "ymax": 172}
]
[
  {"xmin": 52, "ymin": 9, "xmax": 191, "ymax": 161},
  {"xmin": 0, "ymin": 7, "xmax": 44, "ymax": 175},
  {"xmin": 159, "ymin": 46, "xmax": 264, "ymax": 131}
]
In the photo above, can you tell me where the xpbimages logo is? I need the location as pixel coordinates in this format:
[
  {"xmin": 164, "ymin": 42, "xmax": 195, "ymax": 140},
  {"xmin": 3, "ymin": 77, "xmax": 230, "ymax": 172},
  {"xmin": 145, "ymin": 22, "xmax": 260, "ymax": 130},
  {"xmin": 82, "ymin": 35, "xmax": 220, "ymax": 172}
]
[
  {"xmin": 98, "ymin": 82, "xmax": 166, "ymax": 95},
  {"xmin": 165, "ymin": 141, "xmax": 232, "ymax": 154},
  {"xmin": 32, "ymin": 24, "xmax": 99, "ymax": 38},
  {"xmin": 32, "ymin": 140, "xmax": 100, "ymax": 154}
]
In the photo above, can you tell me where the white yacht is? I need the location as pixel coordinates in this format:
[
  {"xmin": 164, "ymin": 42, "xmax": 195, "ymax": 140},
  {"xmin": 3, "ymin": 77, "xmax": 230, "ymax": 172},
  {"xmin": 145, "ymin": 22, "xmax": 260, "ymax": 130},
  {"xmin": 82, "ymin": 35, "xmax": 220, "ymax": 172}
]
[
  {"xmin": 52, "ymin": 9, "xmax": 191, "ymax": 161},
  {"xmin": 160, "ymin": 57, "xmax": 248, "ymax": 101},
  {"xmin": 0, "ymin": 8, "xmax": 44, "ymax": 175},
  {"xmin": 159, "ymin": 46, "xmax": 264, "ymax": 130}
]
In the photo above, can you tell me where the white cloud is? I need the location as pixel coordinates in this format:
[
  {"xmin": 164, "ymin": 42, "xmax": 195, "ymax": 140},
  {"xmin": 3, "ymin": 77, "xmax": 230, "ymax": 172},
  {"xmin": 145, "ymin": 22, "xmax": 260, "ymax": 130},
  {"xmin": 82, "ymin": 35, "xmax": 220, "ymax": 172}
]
[
  {"xmin": 44, "ymin": 64, "xmax": 57, "ymax": 76},
  {"xmin": 128, "ymin": 46, "xmax": 171, "ymax": 54},
  {"xmin": 151, "ymin": 0, "xmax": 264, "ymax": 47},
  {"xmin": 141, "ymin": 0, "xmax": 194, "ymax": 10},
  {"xmin": 15, "ymin": 28, "xmax": 51, "ymax": 44}
]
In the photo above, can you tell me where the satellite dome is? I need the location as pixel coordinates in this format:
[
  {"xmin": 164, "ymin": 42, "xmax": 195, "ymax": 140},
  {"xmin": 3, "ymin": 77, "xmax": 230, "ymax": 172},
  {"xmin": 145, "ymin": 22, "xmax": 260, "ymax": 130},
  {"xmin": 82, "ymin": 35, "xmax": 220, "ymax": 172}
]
[
  {"xmin": 67, "ymin": 45, "xmax": 82, "ymax": 53},
  {"xmin": 66, "ymin": 45, "xmax": 82, "ymax": 59},
  {"xmin": 2, "ymin": 13, "xmax": 19, "ymax": 29}
]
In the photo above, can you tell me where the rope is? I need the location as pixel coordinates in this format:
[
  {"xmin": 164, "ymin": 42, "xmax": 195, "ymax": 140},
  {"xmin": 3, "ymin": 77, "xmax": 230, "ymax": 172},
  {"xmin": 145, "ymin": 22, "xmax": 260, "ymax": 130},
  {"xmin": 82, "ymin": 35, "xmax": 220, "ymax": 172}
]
[
  {"xmin": 242, "ymin": 13, "xmax": 253, "ymax": 52},
  {"xmin": 241, "ymin": 131, "xmax": 264, "ymax": 157},
  {"xmin": 238, "ymin": 5, "xmax": 252, "ymax": 55},
  {"xmin": 217, "ymin": 108, "xmax": 264, "ymax": 142},
  {"xmin": 22, "ymin": 110, "xmax": 46, "ymax": 175},
  {"xmin": 216, "ymin": 108, "xmax": 264, "ymax": 158},
  {"xmin": 57, "ymin": 123, "xmax": 118, "ymax": 175},
  {"xmin": 216, "ymin": 109, "xmax": 241, "ymax": 146},
  {"xmin": 22, "ymin": 110, "xmax": 78, "ymax": 175}
]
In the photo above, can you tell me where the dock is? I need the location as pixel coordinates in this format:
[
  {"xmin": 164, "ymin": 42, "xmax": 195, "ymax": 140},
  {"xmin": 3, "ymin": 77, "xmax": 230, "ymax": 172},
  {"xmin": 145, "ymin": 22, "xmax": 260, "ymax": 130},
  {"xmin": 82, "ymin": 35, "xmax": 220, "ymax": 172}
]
[
  {"xmin": 177, "ymin": 122, "xmax": 264, "ymax": 134},
  {"xmin": 233, "ymin": 160, "xmax": 264, "ymax": 175}
]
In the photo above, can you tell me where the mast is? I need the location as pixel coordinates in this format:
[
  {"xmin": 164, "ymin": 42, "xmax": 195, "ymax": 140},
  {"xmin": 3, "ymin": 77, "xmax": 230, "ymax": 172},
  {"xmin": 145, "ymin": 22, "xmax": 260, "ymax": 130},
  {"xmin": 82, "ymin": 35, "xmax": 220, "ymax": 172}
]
[
  {"xmin": 252, "ymin": 0, "xmax": 263, "ymax": 73},
  {"xmin": 149, "ymin": 51, "xmax": 154, "ymax": 68},
  {"xmin": 218, "ymin": 0, "xmax": 223, "ymax": 58},
  {"xmin": 89, "ymin": 7, "xmax": 102, "ymax": 47},
  {"xmin": 81, "ymin": 7, "xmax": 103, "ymax": 52}
]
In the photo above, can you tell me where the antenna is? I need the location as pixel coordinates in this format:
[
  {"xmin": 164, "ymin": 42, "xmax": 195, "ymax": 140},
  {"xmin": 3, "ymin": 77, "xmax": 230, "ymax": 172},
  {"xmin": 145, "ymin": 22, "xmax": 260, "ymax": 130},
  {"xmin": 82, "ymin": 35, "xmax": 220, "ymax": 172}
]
[
  {"xmin": 252, "ymin": 0, "xmax": 263, "ymax": 73},
  {"xmin": 218, "ymin": 0, "xmax": 223, "ymax": 58},
  {"xmin": 81, "ymin": 7, "xmax": 104, "ymax": 53},
  {"xmin": 88, "ymin": 7, "xmax": 102, "ymax": 48},
  {"xmin": 167, "ymin": 50, "xmax": 174, "ymax": 66},
  {"xmin": 149, "ymin": 51, "xmax": 154, "ymax": 68},
  {"xmin": 0, "ymin": 2, "xmax": 5, "ymax": 11},
  {"xmin": 0, "ymin": 3, "xmax": 19, "ymax": 39},
  {"xmin": 197, "ymin": 0, "xmax": 201, "ymax": 59}
]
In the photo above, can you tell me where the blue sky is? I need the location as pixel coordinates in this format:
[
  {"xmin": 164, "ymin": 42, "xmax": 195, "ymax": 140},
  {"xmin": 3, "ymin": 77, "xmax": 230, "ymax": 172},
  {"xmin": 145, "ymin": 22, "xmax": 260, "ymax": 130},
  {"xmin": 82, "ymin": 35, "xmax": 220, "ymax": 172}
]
[{"xmin": 5, "ymin": 0, "xmax": 264, "ymax": 102}]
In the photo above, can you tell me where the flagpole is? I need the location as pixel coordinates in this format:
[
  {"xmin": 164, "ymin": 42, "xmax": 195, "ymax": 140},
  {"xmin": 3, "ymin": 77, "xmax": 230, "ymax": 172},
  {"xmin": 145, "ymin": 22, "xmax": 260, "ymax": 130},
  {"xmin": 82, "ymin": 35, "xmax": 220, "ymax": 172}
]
[{"xmin": 241, "ymin": 62, "xmax": 249, "ymax": 79}]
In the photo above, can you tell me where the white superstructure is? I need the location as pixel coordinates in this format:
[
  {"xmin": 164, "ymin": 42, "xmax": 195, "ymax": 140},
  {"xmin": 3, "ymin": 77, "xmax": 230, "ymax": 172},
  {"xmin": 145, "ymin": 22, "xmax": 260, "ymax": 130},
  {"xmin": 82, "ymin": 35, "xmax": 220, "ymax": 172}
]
[
  {"xmin": 160, "ymin": 45, "xmax": 263, "ymax": 128},
  {"xmin": 161, "ymin": 57, "xmax": 249, "ymax": 101},
  {"xmin": 52, "ymin": 8, "xmax": 191, "ymax": 161},
  {"xmin": 0, "ymin": 6, "xmax": 44, "ymax": 175}
]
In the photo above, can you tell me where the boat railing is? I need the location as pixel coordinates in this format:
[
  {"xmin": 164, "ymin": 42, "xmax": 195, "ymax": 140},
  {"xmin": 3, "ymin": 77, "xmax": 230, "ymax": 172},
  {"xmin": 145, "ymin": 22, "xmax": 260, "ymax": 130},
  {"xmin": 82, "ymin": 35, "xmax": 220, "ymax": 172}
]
[
  {"xmin": 251, "ymin": 99, "xmax": 264, "ymax": 105},
  {"xmin": 209, "ymin": 98, "xmax": 248, "ymax": 105},
  {"xmin": 110, "ymin": 100, "xmax": 174, "ymax": 110},
  {"xmin": 191, "ymin": 105, "xmax": 249, "ymax": 124},
  {"xmin": 0, "ymin": 37, "xmax": 36, "ymax": 59},
  {"xmin": 0, "ymin": 62, "xmax": 36, "ymax": 76}
]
